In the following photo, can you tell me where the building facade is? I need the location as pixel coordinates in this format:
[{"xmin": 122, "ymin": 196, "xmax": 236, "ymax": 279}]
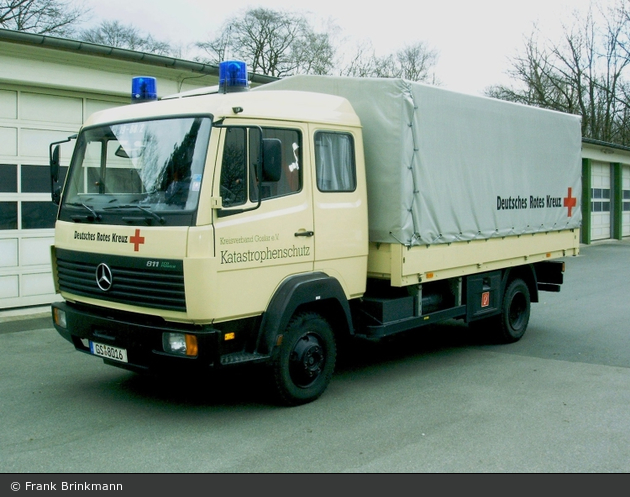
[{"xmin": 581, "ymin": 139, "xmax": 630, "ymax": 244}]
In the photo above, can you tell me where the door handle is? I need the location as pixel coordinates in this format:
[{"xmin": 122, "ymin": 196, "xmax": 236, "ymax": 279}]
[{"xmin": 294, "ymin": 231, "xmax": 314, "ymax": 237}]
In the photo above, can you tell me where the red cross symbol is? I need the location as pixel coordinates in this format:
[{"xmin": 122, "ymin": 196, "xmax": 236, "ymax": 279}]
[
  {"xmin": 564, "ymin": 187, "xmax": 577, "ymax": 217},
  {"xmin": 130, "ymin": 229, "xmax": 145, "ymax": 252}
]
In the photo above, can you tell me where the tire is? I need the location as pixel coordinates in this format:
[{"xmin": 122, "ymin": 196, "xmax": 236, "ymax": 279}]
[
  {"xmin": 496, "ymin": 278, "xmax": 531, "ymax": 343},
  {"xmin": 270, "ymin": 312, "xmax": 337, "ymax": 406}
]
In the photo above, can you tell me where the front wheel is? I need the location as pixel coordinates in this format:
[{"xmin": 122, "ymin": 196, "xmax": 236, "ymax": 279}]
[{"xmin": 270, "ymin": 312, "xmax": 337, "ymax": 406}]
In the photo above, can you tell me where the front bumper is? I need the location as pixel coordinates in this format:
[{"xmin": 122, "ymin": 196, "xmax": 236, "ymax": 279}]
[{"xmin": 52, "ymin": 301, "xmax": 227, "ymax": 374}]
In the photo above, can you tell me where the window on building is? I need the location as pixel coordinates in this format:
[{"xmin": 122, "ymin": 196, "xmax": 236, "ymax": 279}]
[
  {"xmin": 0, "ymin": 202, "xmax": 17, "ymax": 229},
  {"xmin": 21, "ymin": 165, "xmax": 51, "ymax": 193},
  {"xmin": 0, "ymin": 165, "xmax": 17, "ymax": 193},
  {"xmin": 22, "ymin": 202, "xmax": 58, "ymax": 229},
  {"xmin": 591, "ymin": 188, "xmax": 611, "ymax": 212}
]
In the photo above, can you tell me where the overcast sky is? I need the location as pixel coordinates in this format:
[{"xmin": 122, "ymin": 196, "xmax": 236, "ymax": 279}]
[{"xmin": 81, "ymin": 0, "xmax": 614, "ymax": 96}]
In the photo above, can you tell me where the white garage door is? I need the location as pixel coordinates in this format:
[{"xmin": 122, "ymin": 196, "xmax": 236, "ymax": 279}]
[
  {"xmin": 590, "ymin": 161, "xmax": 612, "ymax": 241},
  {"xmin": 623, "ymin": 165, "xmax": 630, "ymax": 238},
  {"xmin": 0, "ymin": 87, "xmax": 124, "ymax": 309}
]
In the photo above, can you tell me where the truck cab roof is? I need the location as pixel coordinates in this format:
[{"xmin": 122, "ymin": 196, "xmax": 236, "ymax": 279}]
[{"xmin": 83, "ymin": 89, "xmax": 361, "ymax": 128}]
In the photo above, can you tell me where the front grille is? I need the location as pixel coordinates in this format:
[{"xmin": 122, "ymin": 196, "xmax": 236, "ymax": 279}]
[{"xmin": 55, "ymin": 248, "xmax": 186, "ymax": 312}]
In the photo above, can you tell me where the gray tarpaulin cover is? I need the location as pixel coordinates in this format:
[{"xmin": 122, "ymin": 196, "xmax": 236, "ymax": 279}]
[{"xmin": 256, "ymin": 76, "xmax": 582, "ymax": 246}]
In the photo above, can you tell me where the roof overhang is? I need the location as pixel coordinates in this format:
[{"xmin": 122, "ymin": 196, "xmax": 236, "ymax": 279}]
[{"xmin": 0, "ymin": 28, "xmax": 277, "ymax": 86}]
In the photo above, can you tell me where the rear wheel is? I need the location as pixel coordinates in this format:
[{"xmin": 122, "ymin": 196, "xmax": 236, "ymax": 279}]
[
  {"xmin": 496, "ymin": 278, "xmax": 531, "ymax": 343},
  {"xmin": 270, "ymin": 312, "xmax": 336, "ymax": 406}
]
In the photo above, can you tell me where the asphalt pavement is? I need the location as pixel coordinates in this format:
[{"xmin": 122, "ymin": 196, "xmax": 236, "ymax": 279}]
[{"xmin": 1, "ymin": 240, "xmax": 629, "ymax": 473}]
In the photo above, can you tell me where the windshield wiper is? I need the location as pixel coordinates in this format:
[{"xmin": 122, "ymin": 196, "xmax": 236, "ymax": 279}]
[
  {"xmin": 66, "ymin": 202, "xmax": 102, "ymax": 222},
  {"xmin": 103, "ymin": 205, "xmax": 165, "ymax": 225}
]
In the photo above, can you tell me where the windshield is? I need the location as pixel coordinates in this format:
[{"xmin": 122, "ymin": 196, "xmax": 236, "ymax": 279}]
[{"xmin": 59, "ymin": 116, "xmax": 212, "ymax": 226}]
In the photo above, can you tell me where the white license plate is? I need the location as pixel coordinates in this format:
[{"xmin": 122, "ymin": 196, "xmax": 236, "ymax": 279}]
[{"xmin": 89, "ymin": 341, "xmax": 128, "ymax": 363}]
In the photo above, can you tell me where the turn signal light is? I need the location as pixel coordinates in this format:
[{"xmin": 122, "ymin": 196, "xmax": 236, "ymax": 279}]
[{"xmin": 53, "ymin": 307, "xmax": 67, "ymax": 328}]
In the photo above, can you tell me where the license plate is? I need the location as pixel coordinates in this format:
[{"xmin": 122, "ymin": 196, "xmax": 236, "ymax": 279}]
[{"xmin": 89, "ymin": 341, "xmax": 128, "ymax": 363}]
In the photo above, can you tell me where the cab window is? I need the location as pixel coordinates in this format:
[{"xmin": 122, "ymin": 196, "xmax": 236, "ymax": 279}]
[
  {"xmin": 219, "ymin": 127, "xmax": 302, "ymax": 207},
  {"xmin": 314, "ymin": 131, "xmax": 356, "ymax": 192}
]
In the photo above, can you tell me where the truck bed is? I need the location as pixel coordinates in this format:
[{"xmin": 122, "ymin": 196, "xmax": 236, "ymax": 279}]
[{"xmin": 368, "ymin": 229, "xmax": 579, "ymax": 286}]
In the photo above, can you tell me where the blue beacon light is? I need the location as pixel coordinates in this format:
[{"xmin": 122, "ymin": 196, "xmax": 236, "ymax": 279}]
[
  {"xmin": 219, "ymin": 60, "xmax": 249, "ymax": 93},
  {"xmin": 131, "ymin": 76, "xmax": 157, "ymax": 103}
]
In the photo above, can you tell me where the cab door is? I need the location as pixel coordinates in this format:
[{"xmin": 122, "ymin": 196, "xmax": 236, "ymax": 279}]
[
  {"xmin": 211, "ymin": 124, "xmax": 315, "ymax": 320},
  {"xmin": 311, "ymin": 127, "xmax": 368, "ymax": 299}
]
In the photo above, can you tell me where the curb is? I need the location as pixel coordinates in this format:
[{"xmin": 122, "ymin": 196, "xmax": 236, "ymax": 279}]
[{"xmin": 0, "ymin": 306, "xmax": 50, "ymax": 323}]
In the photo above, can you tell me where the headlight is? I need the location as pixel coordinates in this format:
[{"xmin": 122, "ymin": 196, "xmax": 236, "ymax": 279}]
[{"xmin": 162, "ymin": 332, "xmax": 198, "ymax": 357}]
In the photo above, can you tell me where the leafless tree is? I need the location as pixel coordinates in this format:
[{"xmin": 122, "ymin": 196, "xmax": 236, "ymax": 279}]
[
  {"xmin": 394, "ymin": 42, "xmax": 439, "ymax": 82},
  {"xmin": 79, "ymin": 20, "xmax": 173, "ymax": 56},
  {"xmin": 196, "ymin": 8, "xmax": 336, "ymax": 77},
  {"xmin": 290, "ymin": 30, "xmax": 336, "ymax": 75},
  {"xmin": 338, "ymin": 40, "xmax": 380, "ymax": 77},
  {"xmin": 485, "ymin": 1, "xmax": 630, "ymax": 145},
  {"xmin": 0, "ymin": 0, "xmax": 86, "ymax": 35},
  {"xmin": 340, "ymin": 40, "xmax": 439, "ymax": 82}
]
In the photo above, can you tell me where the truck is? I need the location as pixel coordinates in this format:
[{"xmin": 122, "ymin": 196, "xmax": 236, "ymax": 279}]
[{"xmin": 49, "ymin": 61, "xmax": 582, "ymax": 406}]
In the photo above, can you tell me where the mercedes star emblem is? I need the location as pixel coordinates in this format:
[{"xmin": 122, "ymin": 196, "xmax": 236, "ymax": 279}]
[{"xmin": 95, "ymin": 263, "xmax": 113, "ymax": 292}]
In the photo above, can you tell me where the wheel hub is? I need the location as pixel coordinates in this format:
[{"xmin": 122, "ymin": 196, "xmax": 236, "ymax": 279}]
[
  {"xmin": 509, "ymin": 292, "xmax": 527, "ymax": 329},
  {"xmin": 289, "ymin": 334, "xmax": 324, "ymax": 387}
]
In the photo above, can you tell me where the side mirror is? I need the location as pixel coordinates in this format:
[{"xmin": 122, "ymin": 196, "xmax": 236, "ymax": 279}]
[
  {"xmin": 262, "ymin": 138, "xmax": 282, "ymax": 182},
  {"xmin": 52, "ymin": 186, "xmax": 62, "ymax": 205},
  {"xmin": 50, "ymin": 145, "xmax": 61, "ymax": 204},
  {"xmin": 50, "ymin": 145, "xmax": 60, "ymax": 183},
  {"xmin": 49, "ymin": 134, "xmax": 77, "ymax": 205}
]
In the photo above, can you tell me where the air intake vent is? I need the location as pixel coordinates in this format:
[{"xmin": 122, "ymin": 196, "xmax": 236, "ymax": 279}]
[{"xmin": 55, "ymin": 248, "xmax": 186, "ymax": 312}]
